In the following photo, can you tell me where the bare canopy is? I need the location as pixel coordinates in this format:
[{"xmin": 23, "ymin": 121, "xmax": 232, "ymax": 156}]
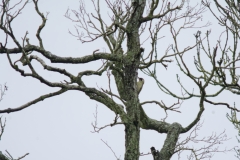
[{"xmin": 0, "ymin": 0, "xmax": 239, "ymax": 160}]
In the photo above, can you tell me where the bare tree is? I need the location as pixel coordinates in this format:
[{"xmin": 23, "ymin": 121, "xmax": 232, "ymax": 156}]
[{"xmin": 0, "ymin": 0, "xmax": 238, "ymax": 160}]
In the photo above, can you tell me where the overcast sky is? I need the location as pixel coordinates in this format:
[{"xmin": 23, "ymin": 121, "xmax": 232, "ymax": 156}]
[{"xmin": 0, "ymin": 0, "xmax": 239, "ymax": 160}]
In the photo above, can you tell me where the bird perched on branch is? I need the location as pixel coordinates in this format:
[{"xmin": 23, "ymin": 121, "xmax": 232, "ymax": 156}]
[
  {"xmin": 150, "ymin": 146, "xmax": 159, "ymax": 159},
  {"xmin": 137, "ymin": 77, "xmax": 144, "ymax": 95}
]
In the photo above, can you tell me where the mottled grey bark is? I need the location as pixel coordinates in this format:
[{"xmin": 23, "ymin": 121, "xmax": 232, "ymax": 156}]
[
  {"xmin": 157, "ymin": 123, "xmax": 182, "ymax": 160},
  {"xmin": 121, "ymin": 0, "xmax": 146, "ymax": 159}
]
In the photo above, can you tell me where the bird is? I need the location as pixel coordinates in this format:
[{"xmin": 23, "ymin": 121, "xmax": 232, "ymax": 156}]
[
  {"xmin": 150, "ymin": 146, "xmax": 159, "ymax": 158},
  {"xmin": 137, "ymin": 77, "xmax": 144, "ymax": 95}
]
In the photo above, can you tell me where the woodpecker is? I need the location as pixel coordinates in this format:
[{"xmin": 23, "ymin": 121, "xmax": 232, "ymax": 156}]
[{"xmin": 137, "ymin": 77, "xmax": 144, "ymax": 95}]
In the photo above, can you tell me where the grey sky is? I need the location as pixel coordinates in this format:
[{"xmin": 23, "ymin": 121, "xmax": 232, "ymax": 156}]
[{"xmin": 0, "ymin": 0, "xmax": 239, "ymax": 160}]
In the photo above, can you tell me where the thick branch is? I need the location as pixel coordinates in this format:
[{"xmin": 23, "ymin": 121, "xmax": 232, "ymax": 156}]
[
  {"xmin": 139, "ymin": 105, "xmax": 171, "ymax": 133},
  {"xmin": 157, "ymin": 123, "xmax": 182, "ymax": 160},
  {"xmin": 0, "ymin": 45, "xmax": 122, "ymax": 63}
]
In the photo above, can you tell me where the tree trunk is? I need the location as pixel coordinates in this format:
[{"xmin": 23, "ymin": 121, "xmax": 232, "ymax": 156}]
[
  {"xmin": 124, "ymin": 122, "xmax": 140, "ymax": 160},
  {"xmin": 123, "ymin": 66, "xmax": 140, "ymax": 160},
  {"xmin": 123, "ymin": 0, "xmax": 146, "ymax": 159}
]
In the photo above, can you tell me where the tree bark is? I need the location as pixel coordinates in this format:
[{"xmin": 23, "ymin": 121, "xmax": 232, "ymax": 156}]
[
  {"xmin": 158, "ymin": 123, "xmax": 182, "ymax": 160},
  {"xmin": 123, "ymin": 1, "xmax": 146, "ymax": 159}
]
